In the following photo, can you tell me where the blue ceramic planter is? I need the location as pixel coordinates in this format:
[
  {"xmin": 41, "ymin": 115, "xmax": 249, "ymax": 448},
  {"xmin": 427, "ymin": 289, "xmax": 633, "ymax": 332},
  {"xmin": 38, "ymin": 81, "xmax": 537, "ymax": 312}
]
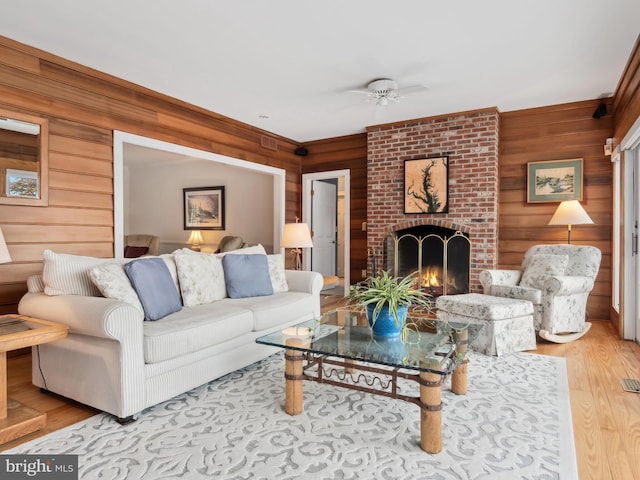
[
  {"xmin": 366, "ymin": 304, "xmax": 408, "ymax": 338},
  {"xmin": 367, "ymin": 335, "xmax": 408, "ymax": 362}
]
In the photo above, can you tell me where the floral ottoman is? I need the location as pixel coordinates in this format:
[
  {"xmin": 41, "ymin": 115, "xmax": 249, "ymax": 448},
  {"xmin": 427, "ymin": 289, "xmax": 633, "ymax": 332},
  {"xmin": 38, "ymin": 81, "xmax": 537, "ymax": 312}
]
[{"xmin": 436, "ymin": 293, "xmax": 536, "ymax": 356}]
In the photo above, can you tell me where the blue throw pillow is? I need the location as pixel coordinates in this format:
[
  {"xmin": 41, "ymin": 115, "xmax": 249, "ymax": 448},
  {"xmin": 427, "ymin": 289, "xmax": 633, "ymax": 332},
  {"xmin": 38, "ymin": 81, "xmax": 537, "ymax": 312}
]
[
  {"xmin": 124, "ymin": 257, "xmax": 182, "ymax": 321},
  {"xmin": 222, "ymin": 254, "xmax": 274, "ymax": 299}
]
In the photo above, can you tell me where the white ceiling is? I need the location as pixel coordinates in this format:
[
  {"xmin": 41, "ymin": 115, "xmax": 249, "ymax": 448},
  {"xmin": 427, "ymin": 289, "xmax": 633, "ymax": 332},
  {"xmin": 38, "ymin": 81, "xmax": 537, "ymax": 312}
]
[{"xmin": 2, "ymin": 0, "xmax": 639, "ymax": 143}]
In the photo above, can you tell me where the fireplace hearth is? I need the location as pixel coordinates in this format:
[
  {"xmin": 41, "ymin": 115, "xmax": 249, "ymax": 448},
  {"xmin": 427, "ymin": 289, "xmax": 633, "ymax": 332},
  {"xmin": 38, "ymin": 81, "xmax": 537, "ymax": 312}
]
[{"xmin": 384, "ymin": 225, "xmax": 470, "ymax": 297}]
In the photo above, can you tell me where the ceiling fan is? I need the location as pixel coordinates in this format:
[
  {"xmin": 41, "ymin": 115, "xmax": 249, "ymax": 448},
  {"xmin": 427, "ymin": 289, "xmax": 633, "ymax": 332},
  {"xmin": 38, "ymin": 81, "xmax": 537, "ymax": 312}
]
[{"xmin": 349, "ymin": 78, "xmax": 428, "ymax": 108}]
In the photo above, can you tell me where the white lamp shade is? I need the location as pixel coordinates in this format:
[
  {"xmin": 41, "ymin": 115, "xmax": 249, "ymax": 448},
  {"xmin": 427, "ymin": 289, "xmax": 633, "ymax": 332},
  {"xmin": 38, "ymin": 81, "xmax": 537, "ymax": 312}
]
[
  {"xmin": 0, "ymin": 227, "xmax": 12, "ymax": 264},
  {"xmin": 187, "ymin": 230, "xmax": 204, "ymax": 244},
  {"xmin": 281, "ymin": 223, "xmax": 313, "ymax": 248},
  {"xmin": 548, "ymin": 200, "xmax": 594, "ymax": 226}
]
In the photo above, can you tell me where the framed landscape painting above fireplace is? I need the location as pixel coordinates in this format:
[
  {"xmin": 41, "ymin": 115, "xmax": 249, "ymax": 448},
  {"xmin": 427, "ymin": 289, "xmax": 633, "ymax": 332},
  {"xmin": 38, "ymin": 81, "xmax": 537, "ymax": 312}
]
[
  {"xmin": 527, "ymin": 158, "xmax": 583, "ymax": 203},
  {"xmin": 404, "ymin": 156, "xmax": 449, "ymax": 214}
]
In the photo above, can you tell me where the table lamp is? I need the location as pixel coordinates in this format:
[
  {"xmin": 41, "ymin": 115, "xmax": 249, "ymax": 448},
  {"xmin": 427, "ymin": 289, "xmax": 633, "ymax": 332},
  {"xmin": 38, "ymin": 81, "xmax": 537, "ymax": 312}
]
[
  {"xmin": 548, "ymin": 200, "xmax": 593, "ymax": 244},
  {"xmin": 281, "ymin": 220, "xmax": 313, "ymax": 270},
  {"xmin": 0, "ymin": 227, "xmax": 11, "ymax": 264},
  {"xmin": 187, "ymin": 230, "xmax": 204, "ymax": 252}
]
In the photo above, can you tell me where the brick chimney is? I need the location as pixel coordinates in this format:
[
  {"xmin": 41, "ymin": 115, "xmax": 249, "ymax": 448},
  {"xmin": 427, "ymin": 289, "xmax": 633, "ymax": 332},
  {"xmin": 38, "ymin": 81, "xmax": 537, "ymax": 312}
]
[{"xmin": 366, "ymin": 108, "xmax": 500, "ymax": 292}]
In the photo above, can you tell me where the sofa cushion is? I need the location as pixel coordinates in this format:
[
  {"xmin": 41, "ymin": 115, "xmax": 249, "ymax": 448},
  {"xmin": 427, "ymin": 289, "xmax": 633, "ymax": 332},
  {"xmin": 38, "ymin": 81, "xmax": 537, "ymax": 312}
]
[
  {"xmin": 267, "ymin": 254, "xmax": 289, "ymax": 293},
  {"xmin": 220, "ymin": 243, "xmax": 266, "ymax": 256},
  {"xmin": 154, "ymin": 254, "xmax": 181, "ymax": 294},
  {"xmin": 225, "ymin": 291, "xmax": 316, "ymax": 331},
  {"xmin": 175, "ymin": 243, "xmax": 267, "ymax": 257},
  {"xmin": 132, "ymin": 254, "xmax": 181, "ymax": 299},
  {"xmin": 175, "ymin": 252, "xmax": 227, "ymax": 307},
  {"xmin": 89, "ymin": 262, "xmax": 143, "ymax": 313},
  {"xmin": 27, "ymin": 275, "xmax": 45, "ymax": 293},
  {"xmin": 124, "ymin": 257, "xmax": 182, "ymax": 321},
  {"xmin": 43, "ymin": 249, "xmax": 113, "ymax": 297},
  {"xmin": 223, "ymin": 254, "xmax": 274, "ymax": 299},
  {"xmin": 143, "ymin": 303, "xmax": 253, "ymax": 363},
  {"xmin": 520, "ymin": 254, "xmax": 569, "ymax": 289}
]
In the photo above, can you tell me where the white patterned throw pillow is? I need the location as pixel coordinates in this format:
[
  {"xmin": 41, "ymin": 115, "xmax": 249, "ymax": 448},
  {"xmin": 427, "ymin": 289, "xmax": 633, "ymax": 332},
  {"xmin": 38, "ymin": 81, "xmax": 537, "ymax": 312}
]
[
  {"xmin": 267, "ymin": 254, "xmax": 289, "ymax": 293},
  {"xmin": 520, "ymin": 254, "xmax": 569, "ymax": 289},
  {"xmin": 89, "ymin": 262, "xmax": 144, "ymax": 313},
  {"xmin": 175, "ymin": 252, "xmax": 227, "ymax": 307}
]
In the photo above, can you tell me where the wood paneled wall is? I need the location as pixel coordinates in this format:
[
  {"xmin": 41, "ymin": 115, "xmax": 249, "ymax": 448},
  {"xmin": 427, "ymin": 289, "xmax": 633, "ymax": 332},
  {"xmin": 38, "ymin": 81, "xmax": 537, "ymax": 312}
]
[
  {"xmin": 0, "ymin": 36, "xmax": 302, "ymax": 313},
  {"xmin": 301, "ymin": 134, "xmax": 368, "ymax": 284},
  {"xmin": 500, "ymin": 99, "xmax": 614, "ymax": 321},
  {"xmin": 614, "ymin": 35, "xmax": 640, "ymax": 142},
  {"xmin": 0, "ymin": 32, "xmax": 633, "ymax": 322},
  {"xmin": 612, "ymin": 34, "xmax": 640, "ymax": 335}
]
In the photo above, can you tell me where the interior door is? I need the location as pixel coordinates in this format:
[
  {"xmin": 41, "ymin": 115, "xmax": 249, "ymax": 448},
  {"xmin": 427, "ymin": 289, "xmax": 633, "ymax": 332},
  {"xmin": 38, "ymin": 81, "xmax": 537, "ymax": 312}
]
[
  {"xmin": 337, "ymin": 192, "xmax": 345, "ymax": 277},
  {"xmin": 311, "ymin": 180, "xmax": 337, "ymax": 276},
  {"xmin": 633, "ymin": 146, "xmax": 640, "ymax": 342},
  {"xmin": 625, "ymin": 142, "xmax": 640, "ymax": 343}
]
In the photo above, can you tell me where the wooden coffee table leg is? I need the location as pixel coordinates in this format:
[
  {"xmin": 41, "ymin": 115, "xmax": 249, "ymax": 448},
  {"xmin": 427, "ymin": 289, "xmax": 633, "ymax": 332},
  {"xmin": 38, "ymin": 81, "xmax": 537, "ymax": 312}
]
[
  {"xmin": 344, "ymin": 359, "xmax": 357, "ymax": 374},
  {"xmin": 419, "ymin": 365, "xmax": 443, "ymax": 454},
  {"xmin": 284, "ymin": 344, "xmax": 304, "ymax": 415},
  {"xmin": 452, "ymin": 328, "xmax": 469, "ymax": 395}
]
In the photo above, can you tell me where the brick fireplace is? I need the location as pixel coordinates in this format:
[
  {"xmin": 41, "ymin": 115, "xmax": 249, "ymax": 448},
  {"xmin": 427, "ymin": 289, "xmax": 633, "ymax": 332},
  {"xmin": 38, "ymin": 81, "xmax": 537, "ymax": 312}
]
[{"xmin": 366, "ymin": 108, "xmax": 500, "ymax": 293}]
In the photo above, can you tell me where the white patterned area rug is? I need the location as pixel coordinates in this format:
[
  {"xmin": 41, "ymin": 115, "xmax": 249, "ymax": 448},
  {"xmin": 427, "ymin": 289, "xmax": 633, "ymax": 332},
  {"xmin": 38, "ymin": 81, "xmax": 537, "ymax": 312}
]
[{"xmin": 7, "ymin": 352, "xmax": 577, "ymax": 480}]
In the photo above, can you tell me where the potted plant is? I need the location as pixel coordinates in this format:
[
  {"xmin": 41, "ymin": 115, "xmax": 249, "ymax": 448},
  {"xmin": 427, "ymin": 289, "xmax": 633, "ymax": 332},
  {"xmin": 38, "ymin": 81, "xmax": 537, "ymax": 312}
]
[{"xmin": 348, "ymin": 270, "xmax": 433, "ymax": 338}]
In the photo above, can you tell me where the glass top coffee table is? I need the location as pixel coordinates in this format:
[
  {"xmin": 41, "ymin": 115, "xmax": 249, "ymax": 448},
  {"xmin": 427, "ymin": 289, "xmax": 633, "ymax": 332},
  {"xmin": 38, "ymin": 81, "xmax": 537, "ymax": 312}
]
[{"xmin": 256, "ymin": 308, "xmax": 483, "ymax": 454}]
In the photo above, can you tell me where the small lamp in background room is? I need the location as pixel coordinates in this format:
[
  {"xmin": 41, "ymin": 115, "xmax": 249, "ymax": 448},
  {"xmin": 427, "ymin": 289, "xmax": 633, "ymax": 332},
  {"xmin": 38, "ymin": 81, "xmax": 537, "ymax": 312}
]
[
  {"xmin": 548, "ymin": 200, "xmax": 594, "ymax": 244},
  {"xmin": 281, "ymin": 219, "xmax": 313, "ymax": 270},
  {"xmin": 187, "ymin": 230, "xmax": 204, "ymax": 252},
  {"xmin": 0, "ymin": 227, "xmax": 12, "ymax": 264}
]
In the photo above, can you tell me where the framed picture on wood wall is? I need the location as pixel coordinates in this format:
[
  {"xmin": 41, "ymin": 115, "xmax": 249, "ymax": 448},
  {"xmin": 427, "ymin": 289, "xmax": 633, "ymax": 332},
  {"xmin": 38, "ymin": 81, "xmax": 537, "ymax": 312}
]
[
  {"xmin": 527, "ymin": 158, "xmax": 583, "ymax": 203},
  {"xmin": 183, "ymin": 186, "xmax": 225, "ymax": 230},
  {"xmin": 404, "ymin": 156, "xmax": 449, "ymax": 213},
  {"xmin": 5, "ymin": 169, "xmax": 39, "ymax": 199}
]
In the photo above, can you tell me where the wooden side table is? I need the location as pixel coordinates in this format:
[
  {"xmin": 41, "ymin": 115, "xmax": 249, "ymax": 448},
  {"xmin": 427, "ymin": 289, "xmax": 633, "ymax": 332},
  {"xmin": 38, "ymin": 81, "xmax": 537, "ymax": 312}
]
[{"xmin": 0, "ymin": 314, "xmax": 68, "ymax": 444}]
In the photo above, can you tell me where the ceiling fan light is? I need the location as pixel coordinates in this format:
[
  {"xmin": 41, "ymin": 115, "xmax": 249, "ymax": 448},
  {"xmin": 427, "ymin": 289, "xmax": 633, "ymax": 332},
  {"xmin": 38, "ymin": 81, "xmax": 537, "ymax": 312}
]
[{"xmin": 367, "ymin": 79, "xmax": 397, "ymax": 93}]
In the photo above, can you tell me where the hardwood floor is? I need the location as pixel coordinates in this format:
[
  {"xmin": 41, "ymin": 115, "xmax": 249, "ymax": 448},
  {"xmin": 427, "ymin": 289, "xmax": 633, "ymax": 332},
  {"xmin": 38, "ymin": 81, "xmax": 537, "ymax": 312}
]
[{"xmin": 1, "ymin": 293, "xmax": 639, "ymax": 480}]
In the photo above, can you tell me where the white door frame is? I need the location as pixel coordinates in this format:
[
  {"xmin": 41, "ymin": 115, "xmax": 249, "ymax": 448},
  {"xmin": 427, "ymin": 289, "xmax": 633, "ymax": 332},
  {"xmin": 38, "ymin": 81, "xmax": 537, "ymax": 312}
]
[
  {"xmin": 302, "ymin": 169, "xmax": 350, "ymax": 294},
  {"xmin": 113, "ymin": 131, "xmax": 286, "ymax": 258},
  {"xmin": 620, "ymin": 115, "xmax": 640, "ymax": 341}
]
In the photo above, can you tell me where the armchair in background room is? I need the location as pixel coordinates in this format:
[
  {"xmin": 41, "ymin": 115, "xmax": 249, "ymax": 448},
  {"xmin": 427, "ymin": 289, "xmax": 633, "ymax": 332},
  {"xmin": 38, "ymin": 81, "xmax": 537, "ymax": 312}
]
[
  {"xmin": 479, "ymin": 244, "xmax": 601, "ymax": 343},
  {"xmin": 214, "ymin": 236, "xmax": 248, "ymax": 253},
  {"xmin": 124, "ymin": 234, "xmax": 160, "ymax": 258}
]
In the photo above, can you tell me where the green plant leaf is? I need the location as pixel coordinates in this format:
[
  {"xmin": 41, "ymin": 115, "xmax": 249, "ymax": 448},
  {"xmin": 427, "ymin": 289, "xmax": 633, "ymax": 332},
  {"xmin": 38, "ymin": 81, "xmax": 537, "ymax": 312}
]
[{"xmin": 348, "ymin": 270, "xmax": 433, "ymax": 327}]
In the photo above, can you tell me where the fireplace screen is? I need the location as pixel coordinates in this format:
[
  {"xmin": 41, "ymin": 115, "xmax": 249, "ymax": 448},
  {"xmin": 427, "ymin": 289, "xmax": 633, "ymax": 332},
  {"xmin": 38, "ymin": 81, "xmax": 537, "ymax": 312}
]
[{"xmin": 385, "ymin": 226, "xmax": 470, "ymax": 297}]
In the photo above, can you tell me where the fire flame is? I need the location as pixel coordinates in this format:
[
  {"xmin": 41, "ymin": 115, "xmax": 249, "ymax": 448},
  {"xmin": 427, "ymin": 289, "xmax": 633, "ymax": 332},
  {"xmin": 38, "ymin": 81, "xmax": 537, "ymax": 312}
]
[{"xmin": 421, "ymin": 267, "xmax": 441, "ymax": 287}]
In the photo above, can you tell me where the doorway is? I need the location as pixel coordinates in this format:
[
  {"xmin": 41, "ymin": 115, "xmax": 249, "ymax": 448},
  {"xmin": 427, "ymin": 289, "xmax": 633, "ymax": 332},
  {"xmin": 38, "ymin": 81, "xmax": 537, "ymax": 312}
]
[
  {"xmin": 302, "ymin": 170, "xmax": 350, "ymax": 296},
  {"xmin": 311, "ymin": 179, "xmax": 337, "ymax": 276},
  {"xmin": 112, "ymin": 131, "xmax": 286, "ymax": 257},
  {"xmin": 621, "ymin": 117, "xmax": 640, "ymax": 343}
]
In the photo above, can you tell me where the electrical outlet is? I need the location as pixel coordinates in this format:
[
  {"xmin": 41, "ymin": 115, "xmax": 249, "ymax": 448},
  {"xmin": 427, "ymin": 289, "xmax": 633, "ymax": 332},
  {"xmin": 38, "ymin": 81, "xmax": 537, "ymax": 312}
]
[{"xmin": 361, "ymin": 269, "xmax": 367, "ymax": 278}]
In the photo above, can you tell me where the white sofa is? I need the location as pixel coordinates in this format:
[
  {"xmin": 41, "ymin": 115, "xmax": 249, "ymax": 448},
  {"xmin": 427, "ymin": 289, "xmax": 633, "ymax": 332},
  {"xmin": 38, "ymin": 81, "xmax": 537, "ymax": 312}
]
[{"xmin": 18, "ymin": 247, "xmax": 323, "ymax": 423}]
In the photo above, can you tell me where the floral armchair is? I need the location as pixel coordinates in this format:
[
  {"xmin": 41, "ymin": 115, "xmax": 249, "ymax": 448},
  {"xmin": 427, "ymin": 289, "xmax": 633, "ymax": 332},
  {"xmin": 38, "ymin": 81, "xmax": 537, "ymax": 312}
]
[{"xmin": 479, "ymin": 244, "xmax": 601, "ymax": 340}]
